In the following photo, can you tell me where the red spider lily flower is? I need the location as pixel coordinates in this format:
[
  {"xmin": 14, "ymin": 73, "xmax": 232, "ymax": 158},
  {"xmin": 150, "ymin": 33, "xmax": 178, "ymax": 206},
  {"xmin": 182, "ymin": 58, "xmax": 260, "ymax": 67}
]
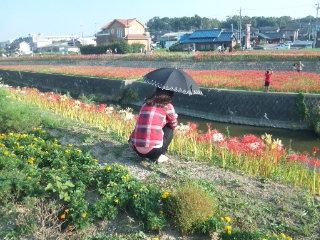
[{"xmin": 312, "ymin": 146, "xmax": 319, "ymax": 155}]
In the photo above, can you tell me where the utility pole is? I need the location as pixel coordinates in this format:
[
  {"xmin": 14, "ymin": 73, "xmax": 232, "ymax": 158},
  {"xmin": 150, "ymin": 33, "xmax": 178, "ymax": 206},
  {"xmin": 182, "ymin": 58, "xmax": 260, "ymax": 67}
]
[
  {"xmin": 239, "ymin": 8, "xmax": 242, "ymax": 50},
  {"xmin": 315, "ymin": 2, "xmax": 319, "ymax": 48}
]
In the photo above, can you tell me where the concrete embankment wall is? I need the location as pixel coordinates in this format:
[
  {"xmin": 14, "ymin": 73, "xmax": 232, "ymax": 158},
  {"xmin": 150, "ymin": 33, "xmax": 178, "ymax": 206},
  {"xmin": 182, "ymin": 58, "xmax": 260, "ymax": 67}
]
[
  {"xmin": 1, "ymin": 69, "xmax": 319, "ymax": 130},
  {"xmin": 0, "ymin": 58, "xmax": 319, "ymax": 73}
]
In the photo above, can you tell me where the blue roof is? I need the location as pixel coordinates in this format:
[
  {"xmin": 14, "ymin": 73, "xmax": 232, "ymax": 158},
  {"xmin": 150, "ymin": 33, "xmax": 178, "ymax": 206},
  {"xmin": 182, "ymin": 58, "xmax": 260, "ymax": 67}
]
[
  {"xmin": 216, "ymin": 32, "xmax": 234, "ymax": 42},
  {"xmin": 179, "ymin": 33, "xmax": 191, "ymax": 42},
  {"xmin": 179, "ymin": 30, "xmax": 235, "ymax": 44},
  {"xmin": 188, "ymin": 29, "xmax": 221, "ymax": 39}
]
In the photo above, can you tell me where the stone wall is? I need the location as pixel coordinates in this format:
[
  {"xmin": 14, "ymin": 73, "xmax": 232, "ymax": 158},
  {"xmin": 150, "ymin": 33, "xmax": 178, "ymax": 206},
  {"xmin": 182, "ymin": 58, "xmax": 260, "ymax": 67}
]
[
  {"xmin": 1, "ymin": 69, "xmax": 319, "ymax": 130},
  {"xmin": 0, "ymin": 58, "xmax": 319, "ymax": 73}
]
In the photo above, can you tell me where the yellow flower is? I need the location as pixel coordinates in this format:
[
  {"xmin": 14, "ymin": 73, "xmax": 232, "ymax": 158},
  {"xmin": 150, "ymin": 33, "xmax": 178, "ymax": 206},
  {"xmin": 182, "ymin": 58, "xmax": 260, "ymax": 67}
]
[
  {"xmin": 279, "ymin": 233, "xmax": 286, "ymax": 238},
  {"xmin": 261, "ymin": 238, "xmax": 268, "ymax": 240},
  {"xmin": 53, "ymin": 138, "xmax": 57, "ymax": 142},
  {"xmin": 28, "ymin": 157, "xmax": 35, "ymax": 164},
  {"xmin": 114, "ymin": 199, "xmax": 119, "ymax": 204},
  {"xmin": 36, "ymin": 181, "xmax": 40, "ymax": 184},
  {"xmin": 105, "ymin": 166, "xmax": 111, "ymax": 171},
  {"xmin": 159, "ymin": 210, "xmax": 164, "ymax": 214},
  {"xmin": 152, "ymin": 238, "xmax": 159, "ymax": 240},
  {"xmin": 286, "ymin": 237, "xmax": 292, "ymax": 240},
  {"xmin": 224, "ymin": 216, "xmax": 231, "ymax": 222},
  {"xmin": 224, "ymin": 225, "xmax": 232, "ymax": 231},
  {"xmin": 76, "ymin": 148, "xmax": 82, "ymax": 152},
  {"xmin": 161, "ymin": 191, "xmax": 170, "ymax": 199},
  {"xmin": 68, "ymin": 144, "xmax": 73, "ymax": 147},
  {"xmin": 133, "ymin": 193, "xmax": 138, "ymax": 198},
  {"xmin": 8, "ymin": 132, "xmax": 14, "ymax": 136},
  {"xmin": 64, "ymin": 149, "xmax": 70, "ymax": 153},
  {"xmin": 18, "ymin": 146, "xmax": 24, "ymax": 149},
  {"xmin": 60, "ymin": 213, "xmax": 66, "ymax": 219},
  {"xmin": 0, "ymin": 143, "xmax": 5, "ymax": 147},
  {"xmin": 64, "ymin": 209, "xmax": 69, "ymax": 213},
  {"xmin": 81, "ymin": 213, "xmax": 87, "ymax": 218},
  {"xmin": 227, "ymin": 230, "xmax": 232, "ymax": 235},
  {"xmin": 3, "ymin": 151, "xmax": 9, "ymax": 155},
  {"xmin": 122, "ymin": 173, "xmax": 130, "ymax": 179}
]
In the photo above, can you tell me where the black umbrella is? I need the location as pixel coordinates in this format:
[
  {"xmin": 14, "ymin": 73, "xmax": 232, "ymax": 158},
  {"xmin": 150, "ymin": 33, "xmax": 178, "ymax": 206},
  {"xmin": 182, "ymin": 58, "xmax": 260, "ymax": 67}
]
[{"xmin": 143, "ymin": 68, "xmax": 203, "ymax": 95}]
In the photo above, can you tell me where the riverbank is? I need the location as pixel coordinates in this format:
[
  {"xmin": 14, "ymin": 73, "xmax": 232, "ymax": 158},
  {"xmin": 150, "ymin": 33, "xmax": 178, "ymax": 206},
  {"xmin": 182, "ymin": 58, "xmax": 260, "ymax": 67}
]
[
  {"xmin": 1, "ymin": 69, "xmax": 319, "ymax": 130},
  {"xmin": 1, "ymin": 86, "xmax": 319, "ymax": 239}
]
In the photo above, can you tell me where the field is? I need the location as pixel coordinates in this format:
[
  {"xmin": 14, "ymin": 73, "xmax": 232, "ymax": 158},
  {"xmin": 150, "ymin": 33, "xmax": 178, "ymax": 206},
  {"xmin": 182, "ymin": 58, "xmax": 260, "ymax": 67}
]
[{"xmin": 0, "ymin": 64, "xmax": 320, "ymax": 93}]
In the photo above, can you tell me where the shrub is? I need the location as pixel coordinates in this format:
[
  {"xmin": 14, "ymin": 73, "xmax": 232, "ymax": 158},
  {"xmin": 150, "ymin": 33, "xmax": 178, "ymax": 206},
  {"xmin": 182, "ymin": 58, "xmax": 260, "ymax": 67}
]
[{"xmin": 164, "ymin": 182, "xmax": 217, "ymax": 234}]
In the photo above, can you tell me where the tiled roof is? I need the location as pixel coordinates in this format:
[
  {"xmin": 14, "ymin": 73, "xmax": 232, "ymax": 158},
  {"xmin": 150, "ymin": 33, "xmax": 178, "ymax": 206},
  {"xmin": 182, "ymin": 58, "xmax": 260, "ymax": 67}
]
[
  {"xmin": 263, "ymin": 32, "xmax": 285, "ymax": 39},
  {"xmin": 188, "ymin": 29, "xmax": 221, "ymax": 39},
  {"xmin": 179, "ymin": 30, "xmax": 234, "ymax": 43},
  {"xmin": 216, "ymin": 32, "xmax": 234, "ymax": 41},
  {"xmin": 101, "ymin": 18, "xmax": 137, "ymax": 30}
]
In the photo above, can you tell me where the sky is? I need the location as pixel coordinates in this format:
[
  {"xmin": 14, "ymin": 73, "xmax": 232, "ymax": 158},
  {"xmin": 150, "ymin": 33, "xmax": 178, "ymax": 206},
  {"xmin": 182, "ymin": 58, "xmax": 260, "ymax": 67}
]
[{"xmin": 0, "ymin": 0, "xmax": 318, "ymax": 42}]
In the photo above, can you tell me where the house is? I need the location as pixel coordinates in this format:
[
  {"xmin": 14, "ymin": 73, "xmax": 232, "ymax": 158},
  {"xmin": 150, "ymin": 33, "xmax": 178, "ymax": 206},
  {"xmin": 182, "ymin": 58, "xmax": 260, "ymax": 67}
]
[
  {"xmin": 280, "ymin": 24, "xmax": 300, "ymax": 42},
  {"xmin": 95, "ymin": 18, "xmax": 151, "ymax": 49},
  {"xmin": 178, "ymin": 29, "xmax": 237, "ymax": 51},
  {"xmin": 159, "ymin": 32, "xmax": 192, "ymax": 49},
  {"xmin": 68, "ymin": 37, "xmax": 96, "ymax": 47}
]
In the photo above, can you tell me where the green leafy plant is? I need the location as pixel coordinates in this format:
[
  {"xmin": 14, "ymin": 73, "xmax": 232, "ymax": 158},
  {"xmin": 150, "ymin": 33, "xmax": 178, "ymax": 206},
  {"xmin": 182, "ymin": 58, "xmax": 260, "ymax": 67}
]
[{"xmin": 164, "ymin": 182, "xmax": 217, "ymax": 234}]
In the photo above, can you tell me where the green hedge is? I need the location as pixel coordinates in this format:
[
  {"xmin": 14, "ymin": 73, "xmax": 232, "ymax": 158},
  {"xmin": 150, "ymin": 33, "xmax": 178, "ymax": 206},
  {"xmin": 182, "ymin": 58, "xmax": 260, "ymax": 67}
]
[{"xmin": 80, "ymin": 41, "xmax": 145, "ymax": 55}]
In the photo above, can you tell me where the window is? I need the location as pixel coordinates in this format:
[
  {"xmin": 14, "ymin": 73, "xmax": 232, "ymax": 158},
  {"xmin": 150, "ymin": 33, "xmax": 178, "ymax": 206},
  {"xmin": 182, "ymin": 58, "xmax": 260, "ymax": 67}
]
[
  {"xmin": 111, "ymin": 29, "xmax": 114, "ymax": 34},
  {"xmin": 117, "ymin": 29, "xmax": 123, "ymax": 38}
]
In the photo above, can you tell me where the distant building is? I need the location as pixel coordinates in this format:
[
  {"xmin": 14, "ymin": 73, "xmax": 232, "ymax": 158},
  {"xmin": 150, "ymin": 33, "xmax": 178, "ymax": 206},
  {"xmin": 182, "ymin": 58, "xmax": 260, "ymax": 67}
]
[
  {"xmin": 95, "ymin": 18, "xmax": 151, "ymax": 49},
  {"xmin": 178, "ymin": 29, "xmax": 237, "ymax": 51},
  {"xmin": 68, "ymin": 37, "xmax": 96, "ymax": 47},
  {"xmin": 159, "ymin": 32, "xmax": 192, "ymax": 49}
]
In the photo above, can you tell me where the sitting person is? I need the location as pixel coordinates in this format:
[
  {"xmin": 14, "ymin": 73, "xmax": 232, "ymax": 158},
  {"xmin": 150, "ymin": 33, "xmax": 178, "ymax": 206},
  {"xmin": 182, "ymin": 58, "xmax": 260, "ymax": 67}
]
[{"xmin": 129, "ymin": 88, "xmax": 178, "ymax": 163}]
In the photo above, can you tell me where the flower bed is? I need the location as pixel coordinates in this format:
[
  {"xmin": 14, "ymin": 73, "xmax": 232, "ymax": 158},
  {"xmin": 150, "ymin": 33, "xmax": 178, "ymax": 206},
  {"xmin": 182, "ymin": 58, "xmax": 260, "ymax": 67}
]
[
  {"xmin": 1, "ymin": 65, "xmax": 319, "ymax": 93},
  {"xmin": 3, "ymin": 85, "xmax": 320, "ymax": 194}
]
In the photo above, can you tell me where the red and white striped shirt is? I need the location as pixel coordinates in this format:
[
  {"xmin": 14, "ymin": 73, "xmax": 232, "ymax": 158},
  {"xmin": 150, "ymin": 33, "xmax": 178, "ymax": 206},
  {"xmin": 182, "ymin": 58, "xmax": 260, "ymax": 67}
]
[{"xmin": 129, "ymin": 103, "xmax": 177, "ymax": 148}]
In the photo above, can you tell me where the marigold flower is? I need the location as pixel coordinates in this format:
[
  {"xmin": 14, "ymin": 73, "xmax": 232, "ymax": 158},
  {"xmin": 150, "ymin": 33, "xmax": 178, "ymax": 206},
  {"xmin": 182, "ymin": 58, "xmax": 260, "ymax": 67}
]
[
  {"xmin": 64, "ymin": 149, "xmax": 70, "ymax": 153},
  {"xmin": 152, "ymin": 238, "xmax": 159, "ymax": 240},
  {"xmin": 64, "ymin": 209, "xmax": 69, "ymax": 213},
  {"xmin": 224, "ymin": 216, "xmax": 231, "ymax": 222},
  {"xmin": 67, "ymin": 225, "xmax": 73, "ymax": 231},
  {"xmin": 114, "ymin": 199, "xmax": 119, "ymax": 204},
  {"xmin": 105, "ymin": 166, "xmax": 111, "ymax": 171},
  {"xmin": 3, "ymin": 151, "xmax": 9, "ymax": 155},
  {"xmin": 224, "ymin": 225, "xmax": 232, "ymax": 231},
  {"xmin": 81, "ymin": 213, "xmax": 87, "ymax": 218},
  {"xmin": 28, "ymin": 157, "xmax": 35, "ymax": 164},
  {"xmin": 60, "ymin": 213, "xmax": 66, "ymax": 219},
  {"xmin": 161, "ymin": 191, "xmax": 170, "ymax": 199},
  {"xmin": 279, "ymin": 233, "xmax": 286, "ymax": 238},
  {"xmin": 76, "ymin": 148, "xmax": 82, "ymax": 152},
  {"xmin": 286, "ymin": 237, "xmax": 292, "ymax": 240},
  {"xmin": 133, "ymin": 193, "xmax": 138, "ymax": 198}
]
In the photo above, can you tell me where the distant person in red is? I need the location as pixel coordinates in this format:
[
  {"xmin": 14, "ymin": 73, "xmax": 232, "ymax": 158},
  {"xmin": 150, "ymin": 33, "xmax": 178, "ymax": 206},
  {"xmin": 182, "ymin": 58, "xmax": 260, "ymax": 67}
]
[{"xmin": 264, "ymin": 69, "xmax": 273, "ymax": 92}]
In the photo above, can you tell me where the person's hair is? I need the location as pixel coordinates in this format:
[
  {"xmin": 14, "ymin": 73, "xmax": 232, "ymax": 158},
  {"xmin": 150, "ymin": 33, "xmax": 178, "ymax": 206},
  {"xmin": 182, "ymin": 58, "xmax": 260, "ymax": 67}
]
[{"xmin": 144, "ymin": 88, "xmax": 174, "ymax": 107}]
